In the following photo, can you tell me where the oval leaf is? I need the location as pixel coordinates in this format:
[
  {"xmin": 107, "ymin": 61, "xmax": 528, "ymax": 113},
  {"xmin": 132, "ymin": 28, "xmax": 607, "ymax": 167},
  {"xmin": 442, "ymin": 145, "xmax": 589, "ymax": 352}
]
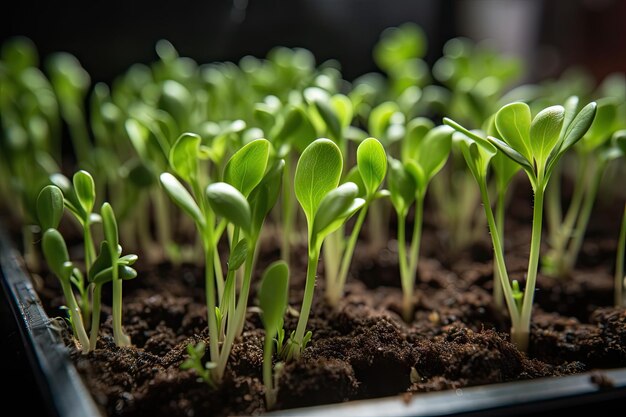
[
  {"xmin": 259, "ymin": 261, "xmax": 289, "ymax": 334},
  {"xmin": 402, "ymin": 117, "xmax": 434, "ymax": 162},
  {"xmin": 160, "ymin": 173, "xmax": 204, "ymax": 227},
  {"xmin": 495, "ymin": 102, "xmax": 532, "ymax": 163},
  {"xmin": 387, "ymin": 157, "xmax": 416, "ymax": 215},
  {"xmin": 224, "ymin": 138, "xmax": 270, "ymax": 197},
  {"xmin": 169, "ymin": 133, "xmax": 200, "ymax": 184},
  {"xmin": 42, "ymin": 228, "xmax": 71, "ymax": 282},
  {"xmin": 415, "ymin": 125, "xmax": 453, "ymax": 185},
  {"xmin": 228, "ymin": 239, "xmax": 248, "ymax": 271},
  {"xmin": 206, "ymin": 182, "xmax": 251, "ymax": 232},
  {"xmin": 73, "ymin": 170, "xmax": 96, "ymax": 214},
  {"xmin": 529, "ymin": 105, "xmax": 565, "ymax": 166},
  {"xmin": 313, "ymin": 182, "xmax": 360, "ymax": 237},
  {"xmin": 101, "ymin": 203, "xmax": 119, "ymax": 258},
  {"xmin": 37, "ymin": 185, "xmax": 64, "ymax": 230},
  {"xmin": 294, "ymin": 138, "xmax": 343, "ymax": 225},
  {"xmin": 357, "ymin": 137, "xmax": 387, "ymax": 197}
]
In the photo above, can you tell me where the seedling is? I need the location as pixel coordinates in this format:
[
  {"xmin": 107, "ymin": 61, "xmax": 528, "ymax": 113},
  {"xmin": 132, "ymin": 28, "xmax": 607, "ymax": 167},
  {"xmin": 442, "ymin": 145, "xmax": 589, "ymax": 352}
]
[
  {"xmin": 285, "ymin": 138, "xmax": 364, "ymax": 360},
  {"xmin": 388, "ymin": 125, "xmax": 453, "ymax": 321},
  {"xmin": 445, "ymin": 100, "xmax": 596, "ymax": 351},
  {"xmin": 326, "ymin": 137, "xmax": 389, "ymax": 306},
  {"xmin": 259, "ymin": 261, "xmax": 289, "ymax": 409}
]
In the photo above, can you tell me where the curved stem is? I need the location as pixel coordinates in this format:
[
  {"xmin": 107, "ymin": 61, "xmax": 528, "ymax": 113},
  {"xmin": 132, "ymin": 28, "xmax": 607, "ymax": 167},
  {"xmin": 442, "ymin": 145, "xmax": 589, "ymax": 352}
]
[
  {"xmin": 478, "ymin": 180, "xmax": 519, "ymax": 328},
  {"xmin": 493, "ymin": 188, "xmax": 506, "ymax": 309}
]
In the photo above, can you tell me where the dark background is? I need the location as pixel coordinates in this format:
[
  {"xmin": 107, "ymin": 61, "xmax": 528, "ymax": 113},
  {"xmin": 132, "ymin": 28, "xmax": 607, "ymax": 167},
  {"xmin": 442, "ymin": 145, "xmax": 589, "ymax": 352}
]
[{"xmin": 1, "ymin": 0, "xmax": 626, "ymax": 414}]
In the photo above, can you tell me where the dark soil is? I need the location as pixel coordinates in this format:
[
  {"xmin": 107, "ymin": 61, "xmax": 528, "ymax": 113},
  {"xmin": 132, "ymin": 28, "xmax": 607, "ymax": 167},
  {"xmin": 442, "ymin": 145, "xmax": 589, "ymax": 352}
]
[{"xmin": 32, "ymin": 183, "xmax": 626, "ymax": 417}]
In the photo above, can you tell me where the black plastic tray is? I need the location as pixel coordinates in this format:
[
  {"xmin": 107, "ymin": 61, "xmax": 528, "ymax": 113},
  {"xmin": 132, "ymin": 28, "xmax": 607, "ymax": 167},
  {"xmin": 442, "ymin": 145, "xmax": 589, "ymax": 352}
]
[{"xmin": 2, "ymin": 226, "xmax": 625, "ymax": 417}]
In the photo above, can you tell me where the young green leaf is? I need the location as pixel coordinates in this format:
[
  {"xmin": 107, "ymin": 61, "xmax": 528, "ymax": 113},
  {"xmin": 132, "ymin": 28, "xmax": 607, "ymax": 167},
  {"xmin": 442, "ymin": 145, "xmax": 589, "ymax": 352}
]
[
  {"xmin": 159, "ymin": 173, "xmax": 204, "ymax": 227},
  {"xmin": 312, "ymin": 182, "xmax": 361, "ymax": 237},
  {"xmin": 224, "ymin": 138, "xmax": 270, "ymax": 197},
  {"xmin": 169, "ymin": 133, "xmax": 201, "ymax": 184},
  {"xmin": 413, "ymin": 125, "xmax": 453, "ymax": 187},
  {"xmin": 249, "ymin": 159, "xmax": 285, "ymax": 237},
  {"xmin": 402, "ymin": 118, "xmax": 434, "ymax": 162},
  {"xmin": 559, "ymin": 102, "xmax": 597, "ymax": 154},
  {"xmin": 579, "ymin": 99, "xmax": 617, "ymax": 152},
  {"xmin": 73, "ymin": 170, "xmax": 96, "ymax": 214},
  {"xmin": 294, "ymin": 138, "xmax": 343, "ymax": 225},
  {"xmin": 529, "ymin": 105, "xmax": 565, "ymax": 166},
  {"xmin": 259, "ymin": 261, "xmax": 289, "ymax": 334},
  {"xmin": 228, "ymin": 239, "xmax": 248, "ymax": 272},
  {"xmin": 37, "ymin": 185, "xmax": 64, "ymax": 230},
  {"xmin": 101, "ymin": 202, "xmax": 119, "ymax": 251},
  {"xmin": 42, "ymin": 228, "xmax": 72, "ymax": 281},
  {"xmin": 357, "ymin": 137, "xmax": 387, "ymax": 197},
  {"xmin": 206, "ymin": 182, "xmax": 251, "ymax": 232},
  {"xmin": 387, "ymin": 157, "xmax": 416, "ymax": 216},
  {"xmin": 495, "ymin": 102, "xmax": 532, "ymax": 163}
]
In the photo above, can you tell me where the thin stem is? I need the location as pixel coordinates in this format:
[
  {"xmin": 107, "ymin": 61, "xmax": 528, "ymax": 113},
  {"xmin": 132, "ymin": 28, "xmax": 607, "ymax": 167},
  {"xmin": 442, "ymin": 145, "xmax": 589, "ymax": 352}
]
[
  {"xmin": 545, "ymin": 164, "xmax": 562, "ymax": 241},
  {"xmin": 112, "ymin": 264, "xmax": 130, "ymax": 347},
  {"xmin": 564, "ymin": 162, "xmax": 605, "ymax": 274},
  {"xmin": 396, "ymin": 212, "xmax": 411, "ymax": 321},
  {"xmin": 281, "ymin": 156, "xmax": 294, "ymax": 265},
  {"xmin": 83, "ymin": 220, "xmax": 96, "ymax": 272},
  {"xmin": 403, "ymin": 196, "xmax": 425, "ymax": 322},
  {"xmin": 518, "ymin": 185, "xmax": 546, "ymax": 352},
  {"xmin": 478, "ymin": 180, "xmax": 519, "ymax": 328},
  {"xmin": 67, "ymin": 110, "xmax": 92, "ymax": 163},
  {"xmin": 61, "ymin": 281, "xmax": 89, "ymax": 354},
  {"xmin": 263, "ymin": 328, "xmax": 276, "ymax": 410},
  {"xmin": 493, "ymin": 188, "xmax": 506, "ymax": 309},
  {"xmin": 615, "ymin": 202, "xmax": 626, "ymax": 307},
  {"xmin": 204, "ymin": 231, "xmax": 220, "ymax": 375},
  {"xmin": 292, "ymin": 248, "xmax": 320, "ymax": 360},
  {"xmin": 152, "ymin": 187, "xmax": 173, "ymax": 261},
  {"xmin": 322, "ymin": 229, "xmax": 342, "ymax": 296},
  {"xmin": 328, "ymin": 204, "xmax": 369, "ymax": 306},
  {"xmin": 88, "ymin": 283, "xmax": 102, "ymax": 351}
]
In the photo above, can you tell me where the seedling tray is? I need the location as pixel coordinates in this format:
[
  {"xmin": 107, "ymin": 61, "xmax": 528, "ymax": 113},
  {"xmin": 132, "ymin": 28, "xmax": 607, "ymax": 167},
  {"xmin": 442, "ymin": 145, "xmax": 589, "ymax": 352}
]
[{"xmin": 2, "ymin": 227, "xmax": 625, "ymax": 417}]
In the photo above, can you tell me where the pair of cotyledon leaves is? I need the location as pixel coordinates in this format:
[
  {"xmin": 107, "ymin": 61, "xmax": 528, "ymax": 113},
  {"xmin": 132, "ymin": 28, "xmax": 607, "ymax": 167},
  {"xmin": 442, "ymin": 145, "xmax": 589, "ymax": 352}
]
[
  {"xmin": 445, "ymin": 99, "xmax": 598, "ymax": 189},
  {"xmin": 160, "ymin": 134, "xmax": 282, "ymax": 241}
]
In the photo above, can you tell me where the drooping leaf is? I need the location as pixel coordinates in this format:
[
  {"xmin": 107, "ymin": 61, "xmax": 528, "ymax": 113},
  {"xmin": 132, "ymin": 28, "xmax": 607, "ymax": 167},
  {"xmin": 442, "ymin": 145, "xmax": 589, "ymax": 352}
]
[
  {"xmin": 259, "ymin": 261, "xmax": 289, "ymax": 334},
  {"xmin": 169, "ymin": 133, "xmax": 201, "ymax": 184},
  {"xmin": 495, "ymin": 102, "xmax": 532, "ymax": 163},
  {"xmin": 223, "ymin": 138, "xmax": 270, "ymax": 197},
  {"xmin": 37, "ymin": 185, "xmax": 64, "ymax": 230},
  {"xmin": 206, "ymin": 182, "xmax": 251, "ymax": 233},
  {"xmin": 160, "ymin": 173, "xmax": 204, "ymax": 227},
  {"xmin": 73, "ymin": 170, "xmax": 96, "ymax": 214},
  {"xmin": 357, "ymin": 138, "xmax": 387, "ymax": 197},
  {"xmin": 294, "ymin": 139, "xmax": 343, "ymax": 225}
]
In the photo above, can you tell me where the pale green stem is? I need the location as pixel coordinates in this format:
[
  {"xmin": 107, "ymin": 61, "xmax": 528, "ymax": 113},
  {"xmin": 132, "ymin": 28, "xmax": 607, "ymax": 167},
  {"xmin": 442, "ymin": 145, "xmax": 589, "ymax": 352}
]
[
  {"xmin": 545, "ymin": 164, "xmax": 562, "ymax": 241},
  {"xmin": 328, "ymin": 205, "xmax": 369, "ymax": 306},
  {"xmin": 292, "ymin": 248, "xmax": 321, "ymax": 360},
  {"xmin": 112, "ymin": 263, "xmax": 130, "ymax": 347},
  {"xmin": 367, "ymin": 199, "xmax": 388, "ymax": 252},
  {"xmin": 281, "ymin": 156, "xmax": 294, "ymax": 265},
  {"xmin": 478, "ymin": 180, "xmax": 520, "ymax": 330},
  {"xmin": 615, "ymin": 203, "xmax": 626, "ymax": 307},
  {"xmin": 263, "ymin": 328, "xmax": 277, "ymax": 410},
  {"xmin": 66, "ymin": 109, "xmax": 92, "ymax": 163},
  {"xmin": 396, "ymin": 212, "xmax": 410, "ymax": 321},
  {"xmin": 564, "ymin": 161, "xmax": 604, "ymax": 274},
  {"xmin": 323, "ymin": 229, "xmax": 342, "ymax": 295},
  {"xmin": 518, "ymin": 184, "xmax": 546, "ymax": 353},
  {"xmin": 493, "ymin": 188, "xmax": 506, "ymax": 310},
  {"xmin": 549, "ymin": 154, "xmax": 589, "ymax": 275},
  {"xmin": 61, "ymin": 280, "xmax": 90, "ymax": 354},
  {"xmin": 216, "ymin": 240, "xmax": 255, "ymax": 379},
  {"xmin": 88, "ymin": 283, "xmax": 102, "ymax": 351},
  {"xmin": 152, "ymin": 187, "xmax": 173, "ymax": 261},
  {"xmin": 83, "ymin": 219, "xmax": 96, "ymax": 272},
  {"xmin": 403, "ymin": 195, "xmax": 425, "ymax": 322},
  {"xmin": 204, "ymin": 232, "xmax": 220, "ymax": 374}
]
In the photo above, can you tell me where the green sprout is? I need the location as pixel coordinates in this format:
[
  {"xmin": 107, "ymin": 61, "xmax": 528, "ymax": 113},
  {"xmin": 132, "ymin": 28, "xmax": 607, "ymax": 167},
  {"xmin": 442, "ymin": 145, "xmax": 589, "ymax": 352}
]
[
  {"xmin": 285, "ymin": 138, "xmax": 364, "ymax": 360},
  {"xmin": 37, "ymin": 175, "xmax": 137, "ymax": 352},
  {"xmin": 258, "ymin": 261, "xmax": 289, "ymax": 410},
  {"xmin": 388, "ymin": 125, "xmax": 453, "ymax": 322},
  {"xmin": 325, "ymin": 137, "xmax": 389, "ymax": 307},
  {"xmin": 445, "ymin": 99, "xmax": 596, "ymax": 351},
  {"xmin": 181, "ymin": 342, "xmax": 216, "ymax": 386}
]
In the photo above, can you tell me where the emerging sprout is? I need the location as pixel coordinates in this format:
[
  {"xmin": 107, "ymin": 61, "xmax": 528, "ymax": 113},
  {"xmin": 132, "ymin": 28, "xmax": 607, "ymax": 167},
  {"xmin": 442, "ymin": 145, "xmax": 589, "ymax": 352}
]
[
  {"xmin": 388, "ymin": 125, "xmax": 453, "ymax": 321},
  {"xmin": 259, "ymin": 261, "xmax": 289, "ymax": 410}
]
